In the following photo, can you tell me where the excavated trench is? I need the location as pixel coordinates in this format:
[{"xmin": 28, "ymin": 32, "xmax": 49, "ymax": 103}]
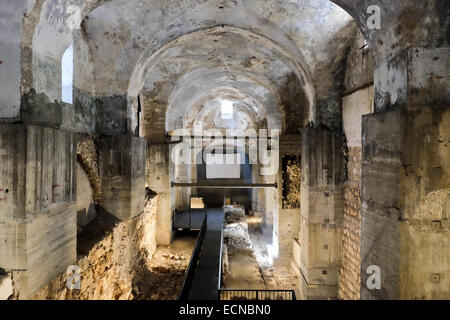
[
  {"xmin": 132, "ymin": 232, "xmax": 197, "ymax": 300},
  {"xmin": 222, "ymin": 204, "xmax": 298, "ymax": 292}
]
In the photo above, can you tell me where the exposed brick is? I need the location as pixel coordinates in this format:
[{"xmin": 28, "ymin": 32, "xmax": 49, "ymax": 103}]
[{"xmin": 338, "ymin": 147, "xmax": 362, "ymax": 300}]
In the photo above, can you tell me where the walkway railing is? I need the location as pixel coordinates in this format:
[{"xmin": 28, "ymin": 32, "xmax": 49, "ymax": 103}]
[
  {"xmin": 218, "ymin": 289, "xmax": 296, "ymax": 301},
  {"xmin": 178, "ymin": 214, "xmax": 208, "ymax": 300},
  {"xmin": 178, "ymin": 198, "xmax": 295, "ymax": 301}
]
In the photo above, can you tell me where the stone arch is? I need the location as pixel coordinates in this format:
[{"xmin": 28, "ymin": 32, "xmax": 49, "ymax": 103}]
[{"xmin": 127, "ymin": 26, "xmax": 316, "ymax": 138}]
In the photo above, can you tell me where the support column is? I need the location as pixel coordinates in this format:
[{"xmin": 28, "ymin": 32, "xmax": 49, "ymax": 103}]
[
  {"xmin": 0, "ymin": 124, "xmax": 77, "ymax": 299},
  {"xmin": 98, "ymin": 135, "xmax": 146, "ymax": 221},
  {"xmin": 298, "ymin": 126, "xmax": 345, "ymax": 300},
  {"xmin": 174, "ymin": 160, "xmax": 190, "ymax": 211},
  {"xmin": 361, "ymin": 106, "xmax": 450, "ymax": 300},
  {"xmin": 147, "ymin": 144, "xmax": 171, "ymax": 245}
]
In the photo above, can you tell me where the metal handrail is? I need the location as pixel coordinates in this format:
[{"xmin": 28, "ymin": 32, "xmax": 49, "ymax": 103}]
[
  {"xmin": 178, "ymin": 214, "xmax": 207, "ymax": 300},
  {"xmin": 218, "ymin": 289, "xmax": 296, "ymax": 301}
]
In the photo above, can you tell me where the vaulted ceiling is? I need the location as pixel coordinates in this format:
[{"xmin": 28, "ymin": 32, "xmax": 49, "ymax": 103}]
[
  {"xmin": 83, "ymin": 0, "xmax": 355, "ymax": 136},
  {"xmin": 22, "ymin": 0, "xmax": 447, "ymax": 139}
]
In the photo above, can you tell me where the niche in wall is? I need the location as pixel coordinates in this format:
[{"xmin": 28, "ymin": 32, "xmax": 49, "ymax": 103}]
[{"xmin": 282, "ymin": 155, "xmax": 301, "ymax": 209}]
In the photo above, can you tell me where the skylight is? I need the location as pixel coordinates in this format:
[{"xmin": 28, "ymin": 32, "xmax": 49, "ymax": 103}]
[{"xmin": 221, "ymin": 100, "xmax": 234, "ymax": 120}]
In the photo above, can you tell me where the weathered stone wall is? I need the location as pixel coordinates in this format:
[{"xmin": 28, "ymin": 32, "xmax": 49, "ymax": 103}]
[
  {"xmin": 0, "ymin": 0, "xmax": 28, "ymax": 120},
  {"xmin": 0, "ymin": 124, "xmax": 77, "ymax": 299},
  {"xmin": 34, "ymin": 192, "xmax": 158, "ymax": 300},
  {"xmin": 337, "ymin": 29, "xmax": 374, "ymax": 300},
  {"xmin": 338, "ymin": 148, "xmax": 362, "ymax": 300},
  {"xmin": 343, "ymin": 31, "xmax": 374, "ymax": 95},
  {"xmin": 61, "ymin": 28, "xmax": 98, "ymax": 134},
  {"xmin": 282, "ymin": 158, "xmax": 301, "ymax": 209},
  {"xmin": 361, "ymin": 106, "xmax": 450, "ymax": 300},
  {"xmin": 77, "ymin": 138, "xmax": 102, "ymax": 205},
  {"xmin": 279, "ymin": 135, "xmax": 302, "ymax": 262},
  {"xmin": 76, "ymin": 162, "xmax": 97, "ymax": 230},
  {"xmin": 99, "ymin": 135, "xmax": 146, "ymax": 221},
  {"xmin": 375, "ymin": 47, "xmax": 449, "ymax": 112},
  {"xmin": 338, "ymin": 86, "xmax": 374, "ymax": 300},
  {"xmin": 298, "ymin": 127, "xmax": 345, "ymax": 300}
]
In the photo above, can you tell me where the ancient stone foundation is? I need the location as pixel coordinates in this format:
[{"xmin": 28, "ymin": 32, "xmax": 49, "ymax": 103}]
[
  {"xmin": 34, "ymin": 192, "xmax": 158, "ymax": 300},
  {"xmin": 338, "ymin": 147, "xmax": 362, "ymax": 300}
]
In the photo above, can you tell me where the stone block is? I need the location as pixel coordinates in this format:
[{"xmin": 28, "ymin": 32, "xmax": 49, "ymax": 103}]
[
  {"xmin": 99, "ymin": 135, "xmax": 146, "ymax": 221},
  {"xmin": 361, "ymin": 106, "xmax": 450, "ymax": 300},
  {"xmin": 0, "ymin": 124, "xmax": 77, "ymax": 299}
]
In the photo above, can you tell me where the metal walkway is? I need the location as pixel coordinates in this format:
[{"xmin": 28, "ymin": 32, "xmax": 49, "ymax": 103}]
[
  {"xmin": 177, "ymin": 207, "xmax": 296, "ymax": 301},
  {"xmin": 179, "ymin": 208, "xmax": 225, "ymax": 300}
]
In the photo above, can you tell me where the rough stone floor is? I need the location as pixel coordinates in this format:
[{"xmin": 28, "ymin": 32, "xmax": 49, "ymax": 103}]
[
  {"xmin": 133, "ymin": 232, "xmax": 196, "ymax": 300},
  {"xmin": 222, "ymin": 205, "xmax": 298, "ymax": 294},
  {"xmin": 248, "ymin": 221, "xmax": 298, "ymax": 291},
  {"xmin": 222, "ymin": 205, "xmax": 266, "ymax": 290}
]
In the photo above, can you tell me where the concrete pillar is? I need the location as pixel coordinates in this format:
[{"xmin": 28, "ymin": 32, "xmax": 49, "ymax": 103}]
[
  {"xmin": 298, "ymin": 126, "xmax": 345, "ymax": 300},
  {"xmin": 174, "ymin": 161, "xmax": 190, "ymax": 211},
  {"xmin": 147, "ymin": 144, "xmax": 172, "ymax": 245},
  {"xmin": 98, "ymin": 135, "xmax": 146, "ymax": 221},
  {"xmin": 361, "ymin": 106, "xmax": 450, "ymax": 300},
  {"xmin": 0, "ymin": 124, "xmax": 77, "ymax": 299},
  {"xmin": 278, "ymin": 135, "xmax": 302, "ymax": 264}
]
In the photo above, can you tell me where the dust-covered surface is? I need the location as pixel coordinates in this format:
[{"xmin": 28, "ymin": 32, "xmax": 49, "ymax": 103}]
[
  {"xmin": 247, "ymin": 219, "xmax": 298, "ymax": 292},
  {"xmin": 33, "ymin": 192, "xmax": 159, "ymax": 300},
  {"xmin": 222, "ymin": 204, "xmax": 298, "ymax": 294},
  {"xmin": 222, "ymin": 205, "xmax": 266, "ymax": 290},
  {"xmin": 132, "ymin": 233, "xmax": 197, "ymax": 300}
]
